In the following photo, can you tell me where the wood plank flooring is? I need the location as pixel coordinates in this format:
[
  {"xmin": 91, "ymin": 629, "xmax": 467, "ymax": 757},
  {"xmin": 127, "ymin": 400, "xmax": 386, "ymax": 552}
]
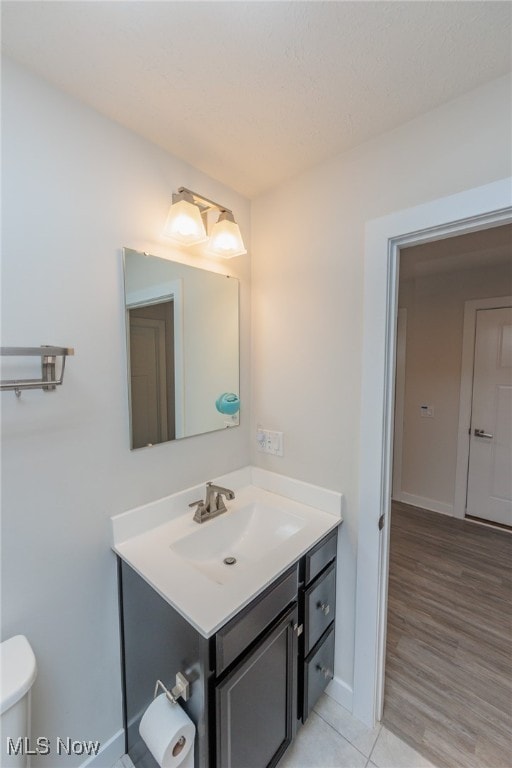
[{"xmin": 383, "ymin": 501, "xmax": 512, "ymax": 768}]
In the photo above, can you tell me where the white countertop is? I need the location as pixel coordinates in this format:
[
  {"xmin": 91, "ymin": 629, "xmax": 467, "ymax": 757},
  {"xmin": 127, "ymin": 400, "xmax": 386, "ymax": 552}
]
[{"xmin": 111, "ymin": 467, "xmax": 343, "ymax": 637}]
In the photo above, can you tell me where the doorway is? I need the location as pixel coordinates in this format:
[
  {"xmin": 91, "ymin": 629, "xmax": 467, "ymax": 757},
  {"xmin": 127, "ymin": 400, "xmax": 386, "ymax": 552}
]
[
  {"xmin": 352, "ymin": 177, "xmax": 512, "ymax": 728},
  {"xmin": 381, "ymin": 226, "xmax": 512, "ymax": 766}
]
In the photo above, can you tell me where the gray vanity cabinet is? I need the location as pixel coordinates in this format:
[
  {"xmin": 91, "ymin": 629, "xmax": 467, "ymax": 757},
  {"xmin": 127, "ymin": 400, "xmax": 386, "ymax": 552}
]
[{"xmin": 118, "ymin": 525, "xmax": 339, "ymax": 768}]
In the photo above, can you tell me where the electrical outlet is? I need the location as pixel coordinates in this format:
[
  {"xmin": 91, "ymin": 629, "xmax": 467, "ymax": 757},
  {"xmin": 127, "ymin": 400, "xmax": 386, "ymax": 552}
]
[
  {"xmin": 256, "ymin": 428, "xmax": 283, "ymax": 456},
  {"xmin": 256, "ymin": 429, "xmax": 267, "ymax": 452}
]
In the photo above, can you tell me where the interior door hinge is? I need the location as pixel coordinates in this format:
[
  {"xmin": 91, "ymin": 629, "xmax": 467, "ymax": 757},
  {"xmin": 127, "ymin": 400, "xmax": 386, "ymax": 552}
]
[{"xmin": 378, "ymin": 514, "xmax": 385, "ymax": 531}]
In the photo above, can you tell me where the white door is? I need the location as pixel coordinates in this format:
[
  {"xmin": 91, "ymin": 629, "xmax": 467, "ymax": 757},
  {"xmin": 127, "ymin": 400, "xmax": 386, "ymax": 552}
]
[{"xmin": 466, "ymin": 307, "xmax": 512, "ymax": 526}]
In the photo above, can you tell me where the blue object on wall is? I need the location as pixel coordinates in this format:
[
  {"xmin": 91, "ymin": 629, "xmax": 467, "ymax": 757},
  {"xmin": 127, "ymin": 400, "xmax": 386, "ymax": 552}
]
[{"xmin": 215, "ymin": 393, "xmax": 240, "ymax": 415}]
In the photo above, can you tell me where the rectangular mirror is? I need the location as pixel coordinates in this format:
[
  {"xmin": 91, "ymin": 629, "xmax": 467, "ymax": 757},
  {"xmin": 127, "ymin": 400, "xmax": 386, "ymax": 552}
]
[{"xmin": 123, "ymin": 248, "xmax": 240, "ymax": 449}]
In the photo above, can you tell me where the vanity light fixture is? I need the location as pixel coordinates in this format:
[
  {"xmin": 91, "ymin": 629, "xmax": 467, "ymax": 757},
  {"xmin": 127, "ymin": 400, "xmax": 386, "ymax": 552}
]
[
  {"xmin": 163, "ymin": 187, "xmax": 247, "ymax": 258},
  {"xmin": 162, "ymin": 188, "xmax": 208, "ymax": 246},
  {"xmin": 206, "ymin": 211, "xmax": 247, "ymax": 259}
]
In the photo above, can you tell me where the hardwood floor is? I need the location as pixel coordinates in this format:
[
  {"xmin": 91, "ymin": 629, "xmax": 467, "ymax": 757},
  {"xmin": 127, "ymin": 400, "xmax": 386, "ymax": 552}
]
[{"xmin": 383, "ymin": 501, "xmax": 512, "ymax": 768}]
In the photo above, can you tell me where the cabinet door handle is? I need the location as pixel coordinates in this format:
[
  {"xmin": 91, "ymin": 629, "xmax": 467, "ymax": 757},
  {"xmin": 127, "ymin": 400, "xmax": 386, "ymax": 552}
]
[
  {"xmin": 293, "ymin": 623, "xmax": 303, "ymax": 637},
  {"xmin": 316, "ymin": 664, "xmax": 332, "ymax": 679},
  {"xmin": 317, "ymin": 601, "xmax": 330, "ymax": 615}
]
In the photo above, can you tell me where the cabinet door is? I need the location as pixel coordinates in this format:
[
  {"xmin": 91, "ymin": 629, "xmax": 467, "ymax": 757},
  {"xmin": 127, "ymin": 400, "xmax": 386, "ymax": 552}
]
[{"xmin": 216, "ymin": 605, "xmax": 298, "ymax": 768}]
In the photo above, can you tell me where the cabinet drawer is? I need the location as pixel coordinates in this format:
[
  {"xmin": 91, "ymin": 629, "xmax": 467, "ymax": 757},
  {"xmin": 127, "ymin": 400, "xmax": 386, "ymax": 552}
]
[
  {"xmin": 304, "ymin": 561, "xmax": 336, "ymax": 655},
  {"xmin": 303, "ymin": 623, "xmax": 335, "ymax": 721},
  {"xmin": 216, "ymin": 564, "xmax": 298, "ymax": 675},
  {"xmin": 304, "ymin": 529, "xmax": 337, "ymax": 585}
]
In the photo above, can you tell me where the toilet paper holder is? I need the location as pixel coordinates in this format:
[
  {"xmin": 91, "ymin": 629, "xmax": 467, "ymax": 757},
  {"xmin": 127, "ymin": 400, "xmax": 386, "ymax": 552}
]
[{"xmin": 154, "ymin": 674, "xmax": 190, "ymax": 705}]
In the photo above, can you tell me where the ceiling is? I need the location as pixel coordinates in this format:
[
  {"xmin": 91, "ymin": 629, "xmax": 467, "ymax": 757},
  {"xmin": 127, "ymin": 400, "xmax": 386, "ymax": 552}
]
[
  {"xmin": 2, "ymin": 1, "xmax": 511, "ymax": 198},
  {"xmin": 400, "ymin": 224, "xmax": 512, "ymax": 280}
]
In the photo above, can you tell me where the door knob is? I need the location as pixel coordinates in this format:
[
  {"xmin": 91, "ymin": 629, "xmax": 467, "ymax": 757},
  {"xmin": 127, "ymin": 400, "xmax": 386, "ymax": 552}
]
[{"xmin": 474, "ymin": 429, "xmax": 493, "ymax": 439}]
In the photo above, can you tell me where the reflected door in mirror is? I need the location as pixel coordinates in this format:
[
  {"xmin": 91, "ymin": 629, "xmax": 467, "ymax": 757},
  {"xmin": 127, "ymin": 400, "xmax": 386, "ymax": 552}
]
[{"xmin": 129, "ymin": 301, "xmax": 175, "ymax": 448}]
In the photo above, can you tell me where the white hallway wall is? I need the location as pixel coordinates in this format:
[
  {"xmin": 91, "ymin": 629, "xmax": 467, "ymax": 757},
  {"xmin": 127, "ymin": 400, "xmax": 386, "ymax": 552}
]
[
  {"xmin": 1, "ymin": 58, "xmax": 251, "ymax": 767},
  {"xmin": 251, "ymin": 74, "xmax": 512, "ymax": 706},
  {"xmin": 398, "ymin": 260, "xmax": 512, "ymax": 513}
]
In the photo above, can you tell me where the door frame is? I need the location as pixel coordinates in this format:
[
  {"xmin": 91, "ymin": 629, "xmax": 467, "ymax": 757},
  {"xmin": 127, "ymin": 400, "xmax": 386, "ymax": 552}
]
[
  {"xmin": 352, "ymin": 177, "xmax": 512, "ymax": 727},
  {"xmin": 454, "ymin": 296, "xmax": 512, "ymax": 518}
]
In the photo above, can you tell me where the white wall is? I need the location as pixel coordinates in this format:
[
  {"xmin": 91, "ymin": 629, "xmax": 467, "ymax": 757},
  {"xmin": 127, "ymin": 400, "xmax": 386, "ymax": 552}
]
[
  {"xmin": 1, "ymin": 58, "xmax": 251, "ymax": 766},
  {"xmin": 251, "ymin": 74, "xmax": 512, "ymax": 707},
  {"xmin": 397, "ymin": 261, "xmax": 512, "ymax": 513}
]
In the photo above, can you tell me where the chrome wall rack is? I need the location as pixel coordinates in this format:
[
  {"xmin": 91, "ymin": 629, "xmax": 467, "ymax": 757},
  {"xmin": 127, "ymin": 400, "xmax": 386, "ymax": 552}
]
[{"xmin": 0, "ymin": 346, "xmax": 75, "ymax": 397}]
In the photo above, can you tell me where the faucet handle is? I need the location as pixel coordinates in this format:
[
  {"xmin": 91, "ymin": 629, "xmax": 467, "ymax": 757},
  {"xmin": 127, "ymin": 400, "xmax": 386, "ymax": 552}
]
[{"xmin": 189, "ymin": 499, "xmax": 207, "ymax": 523}]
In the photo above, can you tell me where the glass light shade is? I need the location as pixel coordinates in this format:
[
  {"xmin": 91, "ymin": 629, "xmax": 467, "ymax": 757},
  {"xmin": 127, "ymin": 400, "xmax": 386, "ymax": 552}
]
[
  {"xmin": 206, "ymin": 216, "xmax": 247, "ymax": 259},
  {"xmin": 162, "ymin": 199, "xmax": 207, "ymax": 246}
]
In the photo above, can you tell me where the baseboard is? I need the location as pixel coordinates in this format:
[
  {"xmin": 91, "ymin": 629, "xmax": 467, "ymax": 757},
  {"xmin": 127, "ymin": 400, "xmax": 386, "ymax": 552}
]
[
  {"xmin": 395, "ymin": 492, "xmax": 454, "ymax": 517},
  {"xmin": 79, "ymin": 729, "xmax": 124, "ymax": 768},
  {"xmin": 325, "ymin": 675, "xmax": 353, "ymax": 712}
]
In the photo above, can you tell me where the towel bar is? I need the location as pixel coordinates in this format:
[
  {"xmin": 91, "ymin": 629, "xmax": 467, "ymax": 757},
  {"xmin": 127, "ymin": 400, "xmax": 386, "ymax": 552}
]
[{"xmin": 0, "ymin": 346, "xmax": 75, "ymax": 397}]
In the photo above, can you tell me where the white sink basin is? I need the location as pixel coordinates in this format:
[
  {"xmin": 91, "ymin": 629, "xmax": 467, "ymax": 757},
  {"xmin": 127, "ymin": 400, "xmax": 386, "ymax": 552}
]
[
  {"xmin": 170, "ymin": 502, "xmax": 305, "ymax": 584},
  {"xmin": 112, "ymin": 474, "xmax": 342, "ymax": 637}
]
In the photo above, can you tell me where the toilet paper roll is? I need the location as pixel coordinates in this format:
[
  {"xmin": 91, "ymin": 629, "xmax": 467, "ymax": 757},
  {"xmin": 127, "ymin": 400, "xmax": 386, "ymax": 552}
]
[{"xmin": 139, "ymin": 694, "xmax": 195, "ymax": 768}]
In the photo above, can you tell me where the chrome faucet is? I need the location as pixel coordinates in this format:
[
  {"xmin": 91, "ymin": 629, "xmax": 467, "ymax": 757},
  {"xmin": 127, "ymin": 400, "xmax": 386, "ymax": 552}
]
[{"xmin": 189, "ymin": 482, "xmax": 235, "ymax": 524}]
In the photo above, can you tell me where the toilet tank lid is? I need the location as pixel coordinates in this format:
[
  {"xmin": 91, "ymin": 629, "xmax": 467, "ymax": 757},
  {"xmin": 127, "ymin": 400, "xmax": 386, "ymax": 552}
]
[{"xmin": 0, "ymin": 635, "xmax": 37, "ymax": 715}]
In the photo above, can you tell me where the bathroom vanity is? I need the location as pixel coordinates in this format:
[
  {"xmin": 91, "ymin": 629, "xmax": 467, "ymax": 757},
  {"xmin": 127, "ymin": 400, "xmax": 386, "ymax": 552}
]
[{"xmin": 112, "ymin": 469, "xmax": 342, "ymax": 768}]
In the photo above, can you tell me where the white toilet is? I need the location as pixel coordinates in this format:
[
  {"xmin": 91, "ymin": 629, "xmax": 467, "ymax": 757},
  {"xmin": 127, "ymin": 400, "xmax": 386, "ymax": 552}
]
[{"xmin": 0, "ymin": 636, "xmax": 37, "ymax": 768}]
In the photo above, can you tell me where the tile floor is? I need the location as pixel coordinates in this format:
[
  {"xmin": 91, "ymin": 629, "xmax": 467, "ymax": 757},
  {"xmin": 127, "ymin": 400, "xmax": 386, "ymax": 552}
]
[
  {"xmin": 279, "ymin": 693, "xmax": 437, "ymax": 768},
  {"xmin": 113, "ymin": 692, "xmax": 439, "ymax": 768},
  {"xmin": 113, "ymin": 757, "xmax": 135, "ymax": 768}
]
